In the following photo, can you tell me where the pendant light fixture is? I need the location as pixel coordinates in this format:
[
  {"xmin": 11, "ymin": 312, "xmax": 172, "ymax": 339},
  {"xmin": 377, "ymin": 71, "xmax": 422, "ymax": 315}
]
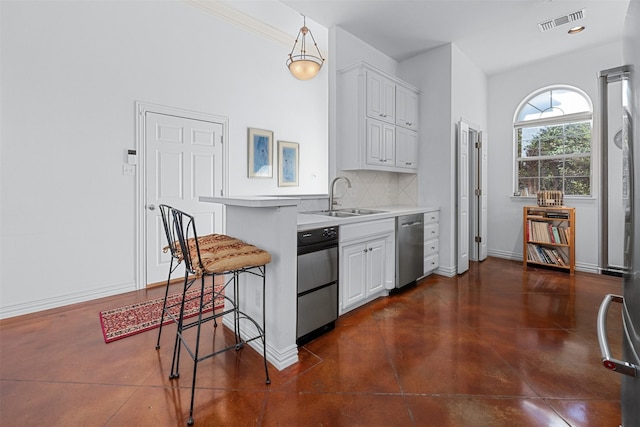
[{"xmin": 286, "ymin": 15, "xmax": 325, "ymax": 80}]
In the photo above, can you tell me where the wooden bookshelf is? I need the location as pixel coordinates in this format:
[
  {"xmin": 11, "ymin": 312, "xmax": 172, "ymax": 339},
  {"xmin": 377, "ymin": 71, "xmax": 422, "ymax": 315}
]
[{"xmin": 523, "ymin": 206, "xmax": 575, "ymax": 275}]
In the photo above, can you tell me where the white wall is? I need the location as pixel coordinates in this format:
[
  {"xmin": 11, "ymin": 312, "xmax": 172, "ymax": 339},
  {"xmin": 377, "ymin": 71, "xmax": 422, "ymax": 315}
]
[
  {"xmin": 0, "ymin": 0, "xmax": 329, "ymax": 318},
  {"xmin": 487, "ymin": 41, "xmax": 623, "ymax": 271},
  {"xmin": 399, "ymin": 44, "xmax": 487, "ymax": 276},
  {"xmin": 333, "ymin": 26, "xmax": 399, "ymax": 77}
]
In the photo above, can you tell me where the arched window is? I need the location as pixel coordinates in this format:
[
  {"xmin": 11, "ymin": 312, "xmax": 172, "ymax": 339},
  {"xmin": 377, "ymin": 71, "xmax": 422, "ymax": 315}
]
[{"xmin": 514, "ymin": 86, "xmax": 593, "ymax": 196}]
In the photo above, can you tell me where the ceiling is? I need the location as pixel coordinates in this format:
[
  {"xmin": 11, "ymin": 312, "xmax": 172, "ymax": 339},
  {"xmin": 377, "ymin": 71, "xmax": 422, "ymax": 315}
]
[{"xmin": 279, "ymin": 0, "xmax": 630, "ymax": 75}]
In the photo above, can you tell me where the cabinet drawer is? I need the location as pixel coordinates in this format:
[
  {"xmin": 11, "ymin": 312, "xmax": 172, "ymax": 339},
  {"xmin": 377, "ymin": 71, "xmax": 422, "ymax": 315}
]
[
  {"xmin": 424, "ymin": 211, "xmax": 439, "ymax": 224},
  {"xmin": 424, "ymin": 223, "xmax": 439, "ymax": 240},
  {"xmin": 340, "ymin": 218, "xmax": 395, "ymax": 243},
  {"xmin": 424, "ymin": 253, "xmax": 439, "ymax": 274},
  {"xmin": 424, "ymin": 238, "xmax": 439, "ymax": 257}
]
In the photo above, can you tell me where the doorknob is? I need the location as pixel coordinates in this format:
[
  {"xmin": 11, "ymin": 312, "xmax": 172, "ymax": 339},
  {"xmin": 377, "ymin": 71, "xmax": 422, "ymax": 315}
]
[{"xmin": 148, "ymin": 204, "xmax": 156, "ymax": 211}]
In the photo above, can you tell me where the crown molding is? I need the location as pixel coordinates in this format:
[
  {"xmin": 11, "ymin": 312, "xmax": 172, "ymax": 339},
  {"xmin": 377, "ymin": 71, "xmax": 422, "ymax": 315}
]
[{"xmin": 183, "ymin": 0, "xmax": 293, "ymax": 49}]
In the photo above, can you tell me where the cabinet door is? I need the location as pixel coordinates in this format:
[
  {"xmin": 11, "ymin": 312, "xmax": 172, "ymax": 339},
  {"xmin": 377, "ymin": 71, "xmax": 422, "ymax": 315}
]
[
  {"xmin": 395, "ymin": 127, "xmax": 418, "ymax": 169},
  {"xmin": 396, "ymin": 85, "xmax": 418, "ymax": 131},
  {"xmin": 366, "ymin": 119, "xmax": 396, "ymax": 167},
  {"xmin": 341, "ymin": 242, "xmax": 368, "ymax": 312},
  {"xmin": 367, "ymin": 71, "xmax": 395, "ymax": 124},
  {"xmin": 366, "ymin": 238, "xmax": 386, "ymax": 295}
]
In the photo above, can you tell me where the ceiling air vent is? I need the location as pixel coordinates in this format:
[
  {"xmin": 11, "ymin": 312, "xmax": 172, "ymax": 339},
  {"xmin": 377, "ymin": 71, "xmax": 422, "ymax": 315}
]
[{"xmin": 538, "ymin": 9, "xmax": 586, "ymax": 32}]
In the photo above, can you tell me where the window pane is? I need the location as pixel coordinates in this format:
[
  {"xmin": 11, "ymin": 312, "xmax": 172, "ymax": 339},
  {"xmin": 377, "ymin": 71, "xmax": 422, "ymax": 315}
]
[
  {"xmin": 518, "ymin": 160, "xmax": 538, "ymax": 177},
  {"xmin": 565, "ymin": 177, "xmax": 590, "ymax": 195},
  {"xmin": 518, "ymin": 178, "xmax": 538, "ymax": 195},
  {"xmin": 553, "ymin": 89, "xmax": 591, "ymax": 114},
  {"xmin": 541, "ymin": 177, "xmax": 563, "ymax": 191},
  {"xmin": 564, "ymin": 156, "xmax": 590, "ymax": 176},
  {"xmin": 565, "ymin": 122, "xmax": 591, "ymax": 154},
  {"xmin": 517, "ymin": 104, "xmax": 541, "ymax": 122},
  {"xmin": 540, "ymin": 159, "xmax": 563, "ymax": 177},
  {"xmin": 519, "ymin": 127, "xmax": 541, "ymax": 158},
  {"xmin": 539, "ymin": 125, "xmax": 565, "ymax": 156},
  {"xmin": 517, "ymin": 88, "xmax": 591, "ymax": 122}
]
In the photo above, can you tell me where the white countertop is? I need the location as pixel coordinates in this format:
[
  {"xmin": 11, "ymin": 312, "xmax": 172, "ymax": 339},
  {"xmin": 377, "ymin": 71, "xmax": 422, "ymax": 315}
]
[
  {"xmin": 200, "ymin": 196, "xmax": 300, "ymax": 208},
  {"xmin": 297, "ymin": 205, "xmax": 439, "ymax": 231}
]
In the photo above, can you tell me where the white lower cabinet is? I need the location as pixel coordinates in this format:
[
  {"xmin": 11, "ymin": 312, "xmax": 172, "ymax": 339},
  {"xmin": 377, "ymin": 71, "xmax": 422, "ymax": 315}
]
[
  {"xmin": 423, "ymin": 210, "xmax": 440, "ymax": 275},
  {"xmin": 339, "ymin": 219, "xmax": 395, "ymax": 315}
]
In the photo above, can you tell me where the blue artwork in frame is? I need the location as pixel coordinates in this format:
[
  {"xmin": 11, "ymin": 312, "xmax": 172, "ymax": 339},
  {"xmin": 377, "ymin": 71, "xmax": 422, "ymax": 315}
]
[
  {"xmin": 278, "ymin": 141, "xmax": 299, "ymax": 187},
  {"xmin": 248, "ymin": 128, "xmax": 273, "ymax": 178}
]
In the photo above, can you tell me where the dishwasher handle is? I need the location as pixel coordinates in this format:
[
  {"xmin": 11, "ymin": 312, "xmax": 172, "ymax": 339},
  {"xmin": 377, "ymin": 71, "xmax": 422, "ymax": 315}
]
[
  {"xmin": 597, "ymin": 293, "xmax": 638, "ymax": 377},
  {"xmin": 401, "ymin": 221, "xmax": 423, "ymax": 228}
]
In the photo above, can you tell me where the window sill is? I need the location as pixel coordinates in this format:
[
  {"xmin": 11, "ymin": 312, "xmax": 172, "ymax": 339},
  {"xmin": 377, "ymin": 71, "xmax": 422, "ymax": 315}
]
[{"xmin": 510, "ymin": 195, "xmax": 596, "ymax": 202}]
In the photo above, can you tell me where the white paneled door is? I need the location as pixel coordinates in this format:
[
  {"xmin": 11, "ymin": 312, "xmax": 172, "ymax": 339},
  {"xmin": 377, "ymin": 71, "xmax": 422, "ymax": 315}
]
[
  {"xmin": 478, "ymin": 131, "xmax": 488, "ymax": 261},
  {"xmin": 144, "ymin": 111, "xmax": 224, "ymax": 286},
  {"xmin": 457, "ymin": 120, "xmax": 469, "ymax": 274}
]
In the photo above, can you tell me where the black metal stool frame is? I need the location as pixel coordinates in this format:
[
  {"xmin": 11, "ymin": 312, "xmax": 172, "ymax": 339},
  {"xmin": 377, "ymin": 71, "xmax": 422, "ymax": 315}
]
[
  {"xmin": 164, "ymin": 207, "xmax": 270, "ymax": 426},
  {"xmin": 156, "ymin": 204, "xmax": 187, "ymax": 350},
  {"xmin": 157, "ymin": 204, "xmax": 224, "ymax": 351}
]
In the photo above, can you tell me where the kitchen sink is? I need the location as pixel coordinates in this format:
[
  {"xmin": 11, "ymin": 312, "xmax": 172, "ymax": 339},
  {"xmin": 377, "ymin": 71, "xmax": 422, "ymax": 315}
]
[
  {"xmin": 306, "ymin": 210, "xmax": 358, "ymax": 218},
  {"xmin": 336, "ymin": 208, "xmax": 387, "ymax": 215},
  {"xmin": 305, "ymin": 208, "xmax": 387, "ymax": 217}
]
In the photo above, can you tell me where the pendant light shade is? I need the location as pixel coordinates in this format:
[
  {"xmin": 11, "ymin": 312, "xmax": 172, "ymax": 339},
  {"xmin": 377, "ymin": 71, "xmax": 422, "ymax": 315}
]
[{"xmin": 286, "ymin": 16, "xmax": 324, "ymax": 80}]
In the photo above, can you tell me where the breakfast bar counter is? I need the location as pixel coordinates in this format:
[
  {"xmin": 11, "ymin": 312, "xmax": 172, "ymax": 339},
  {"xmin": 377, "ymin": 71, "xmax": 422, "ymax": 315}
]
[{"xmin": 200, "ymin": 196, "xmax": 301, "ymax": 370}]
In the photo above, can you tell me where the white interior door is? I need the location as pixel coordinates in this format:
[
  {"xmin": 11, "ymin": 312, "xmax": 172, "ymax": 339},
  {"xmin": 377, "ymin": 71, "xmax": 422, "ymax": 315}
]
[
  {"xmin": 470, "ymin": 129, "xmax": 479, "ymax": 261},
  {"xmin": 458, "ymin": 120, "xmax": 470, "ymax": 274},
  {"xmin": 478, "ymin": 130, "xmax": 488, "ymax": 261},
  {"xmin": 144, "ymin": 111, "xmax": 224, "ymax": 286}
]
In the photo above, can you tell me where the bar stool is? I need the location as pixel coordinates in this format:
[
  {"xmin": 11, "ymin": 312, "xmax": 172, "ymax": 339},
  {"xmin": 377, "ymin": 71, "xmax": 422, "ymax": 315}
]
[
  {"xmin": 163, "ymin": 206, "xmax": 271, "ymax": 426},
  {"xmin": 155, "ymin": 204, "xmax": 218, "ymax": 350}
]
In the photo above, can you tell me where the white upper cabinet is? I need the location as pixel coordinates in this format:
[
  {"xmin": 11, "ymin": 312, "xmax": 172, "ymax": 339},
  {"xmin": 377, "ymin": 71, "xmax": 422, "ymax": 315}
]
[
  {"xmin": 366, "ymin": 71, "xmax": 396, "ymax": 124},
  {"xmin": 366, "ymin": 119, "xmax": 396, "ymax": 167},
  {"xmin": 395, "ymin": 126, "xmax": 418, "ymax": 169},
  {"xmin": 396, "ymin": 85, "xmax": 419, "ymax": 131},
  {"xmin": 337, "ymin": 62, "xmax": 420, "ymax": 173}
]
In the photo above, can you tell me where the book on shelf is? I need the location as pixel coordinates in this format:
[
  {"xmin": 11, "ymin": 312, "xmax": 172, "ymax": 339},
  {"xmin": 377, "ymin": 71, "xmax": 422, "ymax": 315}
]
[
  {"xmin": 546, "ymin": 212, "xmax": 570, "ymax": 219},
  {"xmin": 526, "ymin": 243, "xmax": 568, "ymax": 266}
]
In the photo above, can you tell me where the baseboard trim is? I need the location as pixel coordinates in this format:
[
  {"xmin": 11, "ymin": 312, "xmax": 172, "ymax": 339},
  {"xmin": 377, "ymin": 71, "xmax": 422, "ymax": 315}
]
[
  {"xmin": 0, "ymin": 281, "xmax": 136, "ymax": 320},
  {"xmin": 434, "ymin": 265, "xmax": 456, "ymax": 277},
  {"xmin": 222, "ymin": 316, "xmax": 298, "ymax": 371},
  {"xmin": 487, "ymin": 250, "xmax": 600, "ymax": 274}
]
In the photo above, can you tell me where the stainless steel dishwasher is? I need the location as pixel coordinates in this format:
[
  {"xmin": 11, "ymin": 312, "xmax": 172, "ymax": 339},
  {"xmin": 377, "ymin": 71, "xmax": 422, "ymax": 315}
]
[
  {"xmin": 297, "ymin": 226, "xmax": 339, "ymax": 345},
  {"xmin": 396, "ymin": 213, "xmax": 424, "ymax": 288}
]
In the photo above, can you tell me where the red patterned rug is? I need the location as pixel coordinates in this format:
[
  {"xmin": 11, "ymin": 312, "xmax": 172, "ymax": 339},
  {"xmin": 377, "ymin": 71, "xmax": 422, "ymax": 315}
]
[{"xmin": 99, "ymin": 280, "xmax": 225, "ymax": 343}]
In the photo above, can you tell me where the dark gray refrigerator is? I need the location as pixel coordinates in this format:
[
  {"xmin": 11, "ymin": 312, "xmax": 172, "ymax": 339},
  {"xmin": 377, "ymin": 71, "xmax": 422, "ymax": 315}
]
[{"xmin": 597, "ymin": 1, "xmax": 640, "ymax": 425}]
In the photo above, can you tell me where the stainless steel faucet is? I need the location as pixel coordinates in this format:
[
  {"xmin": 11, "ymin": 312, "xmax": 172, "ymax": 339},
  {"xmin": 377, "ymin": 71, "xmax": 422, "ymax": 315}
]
[{"xmin": 329, "ymin": 176, "xmax": 352, "ymax": 210}]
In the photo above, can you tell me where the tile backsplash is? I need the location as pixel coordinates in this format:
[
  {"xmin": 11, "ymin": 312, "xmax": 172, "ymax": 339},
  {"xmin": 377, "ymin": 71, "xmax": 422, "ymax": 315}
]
[{"xmin": 298, "ymin": 171, "xmax": 418, "ymax": 212}]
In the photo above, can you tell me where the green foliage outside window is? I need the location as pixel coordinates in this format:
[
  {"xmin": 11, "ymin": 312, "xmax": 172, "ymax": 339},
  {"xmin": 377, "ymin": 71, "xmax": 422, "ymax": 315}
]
[{"xmin": 516, "ymin": 122, "xmax": 591, "ymax": 196}]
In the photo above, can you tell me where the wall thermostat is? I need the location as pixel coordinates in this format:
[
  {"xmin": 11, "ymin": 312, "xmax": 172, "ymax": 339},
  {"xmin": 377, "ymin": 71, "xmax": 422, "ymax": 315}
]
[{"xmin": 127, "ymin": 149, "xmax": 137, "ymax": 165}]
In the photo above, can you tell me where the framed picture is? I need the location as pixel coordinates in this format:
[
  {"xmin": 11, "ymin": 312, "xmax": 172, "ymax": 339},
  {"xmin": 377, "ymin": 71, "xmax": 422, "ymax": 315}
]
[
  {"xmin": 247, "ymin": 128, "xmax": 273, "ymax": 178},
  {"xmin": 278, "ymin": 141, "xmax": 299, "ymax": 187}
]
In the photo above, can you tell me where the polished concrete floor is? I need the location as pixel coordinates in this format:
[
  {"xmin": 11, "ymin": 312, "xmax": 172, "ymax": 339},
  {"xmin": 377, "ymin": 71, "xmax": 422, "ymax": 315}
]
[{"xmin": 0, "ymin": 257, "xmax": 625, "ymax": 426}]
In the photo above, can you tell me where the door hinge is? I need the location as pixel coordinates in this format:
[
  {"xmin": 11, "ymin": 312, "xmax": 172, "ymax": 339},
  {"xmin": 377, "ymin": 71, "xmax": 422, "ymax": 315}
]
[
  {"xmin": 475, "ymin": 236, "xmax": 482, "ymax": 243},
  {"xmin": 220, "ymin": 189, "xmax": 224, "ymax": 196},
  {"xmin": 475, "ymin": 141, "xmax": 481, "ymax": 149},
  {"xmin": 475, "ymin": 189, "xmax": 482, "ymax": 196}
]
